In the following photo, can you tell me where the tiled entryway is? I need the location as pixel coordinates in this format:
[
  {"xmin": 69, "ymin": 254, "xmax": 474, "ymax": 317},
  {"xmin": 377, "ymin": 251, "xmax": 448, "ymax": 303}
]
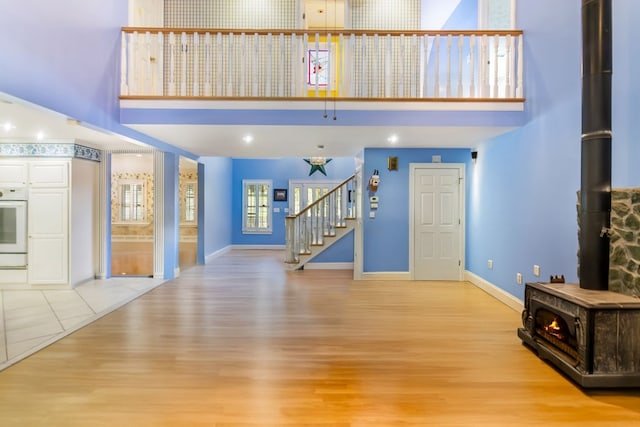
[{"xmin": 0, "ymin": 277, "xmax": 166, "ymax": 370}]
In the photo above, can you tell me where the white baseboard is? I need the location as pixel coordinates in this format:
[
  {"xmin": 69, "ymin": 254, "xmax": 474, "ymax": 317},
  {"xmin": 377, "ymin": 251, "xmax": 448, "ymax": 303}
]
[
  {"xmin": 205, "ymin": 245, "xmax": 232, "ymax": 264},
  {"xmin": 465, "ymin": 270, "xmax": 523, "ymax": 312},
  {"xmin": 359, "ymin": 271, "xmax": 412, "ymax": 281},
  {"xmin": 230, "ymin": 245, "xmax": 286, "ymax": 250},
  {"xmin": 305, "ymin": 262, "xmax": 354, "ymax": 270}
]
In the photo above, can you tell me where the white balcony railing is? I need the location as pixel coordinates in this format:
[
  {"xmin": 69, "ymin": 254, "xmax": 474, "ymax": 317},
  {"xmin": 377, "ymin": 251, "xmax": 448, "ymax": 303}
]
[{"xmin": 121, "ymin": 27, "xmax": 524, "ymax": 100}]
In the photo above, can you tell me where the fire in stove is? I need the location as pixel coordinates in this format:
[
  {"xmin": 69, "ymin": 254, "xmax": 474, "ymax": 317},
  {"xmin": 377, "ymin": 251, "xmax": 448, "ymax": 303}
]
[{"xmin": 544, "ymin": 318, "xmax": 564, "ymax": 340}]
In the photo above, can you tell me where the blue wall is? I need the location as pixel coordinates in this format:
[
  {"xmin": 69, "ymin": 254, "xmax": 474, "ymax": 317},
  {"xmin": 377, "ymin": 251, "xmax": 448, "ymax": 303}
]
[
  {"xmin": 612, "ymin": 1, "xmax": 640, "ymax": 186},
  {"xmin": 231, "ymin": 157, "xmax": 356, "ymax": 260},
  {"xmin": 466, "ymin": 0, "xmax": 640, "ymax": 300},
  {"xmin": 363, "ymin": 148, "xmax": 471, "ymax": 272},
  {"xmin": 0, "ymin": 0, "xmax": 195, "ymax": 158},
  {"xmin": 444, "ymin": 0, "xmax": 478, "ymax": 29},
  {"xmin": 201, "ymin": 157, "xmax": 233, "ymax": 258}
]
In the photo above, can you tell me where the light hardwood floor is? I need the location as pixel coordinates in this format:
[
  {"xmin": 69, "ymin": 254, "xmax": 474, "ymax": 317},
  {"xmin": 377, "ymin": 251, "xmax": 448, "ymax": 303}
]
[{"xmin": 0, "ymin": 249, "xmax": 639, "ymax": 426}]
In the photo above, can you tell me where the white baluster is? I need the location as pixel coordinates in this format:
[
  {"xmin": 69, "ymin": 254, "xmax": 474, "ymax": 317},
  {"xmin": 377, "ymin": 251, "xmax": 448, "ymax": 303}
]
[
  {"xmin": 279, "ymin": 33, "xmax": 285, "ymax": 97},
  {"xmin": 372, "ymin": 34, "xmax": 379, "ymax": 98},
  {"xmin": 480, "ymin": 34, "xmax": 488, "ymax": 97},
  {"xmin": 180, "ymin": 32, "xmax": 187, "ymax": 96},
  {"xmin": 349, "ymin": 33, "xmax": 356, "ymax": 97},
  {"xmin": 422, "ymin": 34, "xmax": 429, "ymax": 98},
  {"xmin": 290, "ymin": 33, "xmax": 297, "ymax": 97},
  {"xmin": 411, "ymin": 34, "xmax": 418, "ymax": 98},
  {"xmin": 227, "ymin": 33, "xmax": 234, "ymax": 96},
  {"xmin": 516, "ymin": 34, "xmax": 524, "ymax": 98},
  {"xmin": 385, "ymin": 34, "xmax": 392, "ymax": 97},
  {"xmin": 303, "ymin": 33, "xmax": 309, "ymax": 97},
  {"xmin": 253, "ymin": 33, "xmax": 260, "ymax": 96},
  {"xmin": 469, "ymin": 35, "xmax": 476, "ymax": 98},
  {"xmin": 121, "ymin": 31, "xmax": 128, "ymax": 95},
  {"xmin": 457, "ymin": 35, "xmax": 464, "ymax": 97},
  {"xmin": 240, "ymin": 33, "xmax": 246, "ymax": 97},
  {"xmin": 327, "ymin": 33, "xmax": 332, "ymax": 96},
  {"xmin": 399, "ymin": 34, "xmax": 405, "ymax": 98},
  {"xmin": 205, "ymin": 32, "xmax": 211, "ymax": 96},
  {"xmin": 216, "ymin": 33, "xmax": 223, "ymax": 96},
  {"xmin": 446, "ymin": 34, "xmax": 452, "ymax": 98},
  {"xmin": 168, "ymin": 32, "xmax": 175, "ymax": 96},
  {"xmin": 433, "ymin": 34, "xmax": 440, "ymax": 98},
  {"xmin": 338, "ymin": 33, "xmax": 344, "ymax": 97},
  {"xmin": 506, "ymin": 34, "xmax": 514, "ymax": 98},
  {"xmin": 192, "ymin": 32, "xmax": 199, "ymax": 96},
  {"xmin": 266, "ymin": 33, "xmax": 273, "ymax": 96},
  {"xmin": 361, "ymin": 34, "xmax": 368, "ymax": 97},
  {"xmin": 131, "ymin": 31, "xmax": 139, "ymax": 95},
  {"xmin": 156, "ymin": 32, "xmax": 164, "ymax": 96},
  {"xmin": 144, "ymin": 32, "xmax": 152, "ymax": 95},
  {"xmin": 493, "ymin": 35, "xmax": 499, "ymax": 98}
]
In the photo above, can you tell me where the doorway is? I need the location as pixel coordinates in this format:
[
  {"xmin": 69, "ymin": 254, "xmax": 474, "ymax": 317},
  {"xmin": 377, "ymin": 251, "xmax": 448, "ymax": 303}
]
[
  {"xmin": 410, "ymin": 164, "xmax": 465, "ymax": 280},
  {"xmin": 110, "ymin": 153, "xmax": 155, "ymax": 277},
  {"xmin": 178, "ymin": 157, "xmax": 198, "ymax": 270}
]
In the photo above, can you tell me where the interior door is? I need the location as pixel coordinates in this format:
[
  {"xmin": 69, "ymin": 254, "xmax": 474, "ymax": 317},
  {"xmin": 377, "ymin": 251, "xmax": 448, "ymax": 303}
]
[
  {"xmin": 290, "ymin": 180, "xmax": 341, "ymax": 215},
  {"xmin": 413, "ymin": 166, "xmax": 462, "ymax": 280}
]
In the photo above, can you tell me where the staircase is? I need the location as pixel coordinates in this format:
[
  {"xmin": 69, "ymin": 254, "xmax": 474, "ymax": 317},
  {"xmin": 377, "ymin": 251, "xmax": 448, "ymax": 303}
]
[{"xmin": 285, "ymin": 174, "xmax": 358, "ymax": 270}]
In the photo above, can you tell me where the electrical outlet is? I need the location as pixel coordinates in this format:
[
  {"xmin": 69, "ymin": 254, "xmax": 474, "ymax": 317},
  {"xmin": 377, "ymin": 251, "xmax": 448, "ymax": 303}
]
[
  {"xmin": 488, "ymin": 259, "xmax": 493, "ymax": 269},
  {"xmin": 516, "ymin": 272, "xmax": 523, "ymax": 285},
  {"xmin": 533, "ymin": 264, "xmax": 540, "ymax": 277}
]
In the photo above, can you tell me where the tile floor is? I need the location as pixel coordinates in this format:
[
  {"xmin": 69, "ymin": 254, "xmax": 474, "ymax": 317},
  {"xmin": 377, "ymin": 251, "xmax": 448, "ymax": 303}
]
[{"xmin": 0, "ymin": 277, "xmax": 166, "ymax": 370}]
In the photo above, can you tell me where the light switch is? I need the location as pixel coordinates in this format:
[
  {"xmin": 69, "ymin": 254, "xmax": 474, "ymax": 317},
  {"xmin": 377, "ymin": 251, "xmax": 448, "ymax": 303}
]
[
  {"xmin": 273, "ymin": 207, "xmax": 280, "ymax": 213},
  {"xmin": 369, "ymin": 211, "xmax": 376, "ymax": 218}
]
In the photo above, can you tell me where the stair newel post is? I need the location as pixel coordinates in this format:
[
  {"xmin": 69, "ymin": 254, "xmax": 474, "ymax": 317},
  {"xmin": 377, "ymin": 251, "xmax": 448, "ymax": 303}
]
[{"xmin": 285, "ymin": 215, "xmax": 297, "ymax": 263}]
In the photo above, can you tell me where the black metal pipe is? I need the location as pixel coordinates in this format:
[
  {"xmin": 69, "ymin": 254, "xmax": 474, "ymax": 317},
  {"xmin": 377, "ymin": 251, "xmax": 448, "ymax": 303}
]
[{"xmin": 579, "ymin": 0, "xmax": 612, "ymax": 290}]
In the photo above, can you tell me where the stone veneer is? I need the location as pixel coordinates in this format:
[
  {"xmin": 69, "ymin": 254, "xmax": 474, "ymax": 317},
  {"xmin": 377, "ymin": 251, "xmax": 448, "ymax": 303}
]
[
  {"xmin": 578, "ymin": 189, "xmax": 640, "ymax": 297},
  {"xmin": 609, "ymin": 188, "xmax": 640, "ymax": 297}
]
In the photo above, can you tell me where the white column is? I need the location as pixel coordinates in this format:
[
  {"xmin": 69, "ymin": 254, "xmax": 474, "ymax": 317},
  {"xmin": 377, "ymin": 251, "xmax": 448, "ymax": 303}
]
[{"xmin": 153, "ymin": 151, "xmax": 165, "ymax": 279}]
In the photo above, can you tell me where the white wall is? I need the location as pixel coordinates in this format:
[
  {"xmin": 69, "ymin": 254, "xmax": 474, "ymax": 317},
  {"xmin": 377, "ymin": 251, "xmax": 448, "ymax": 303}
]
[{"xmin": 70, "ymin": 158, "xmax": 99, "ymax": 286}]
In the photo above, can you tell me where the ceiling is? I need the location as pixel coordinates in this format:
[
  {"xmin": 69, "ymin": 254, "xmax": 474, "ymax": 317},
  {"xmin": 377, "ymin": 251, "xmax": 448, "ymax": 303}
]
[
  {"xmin": 0, "ymin": 94, "xmax": 150, "ymax": 153},
  {"xmin": 1, "ymin": 93, "xmax": 517, "ymax": 159}
]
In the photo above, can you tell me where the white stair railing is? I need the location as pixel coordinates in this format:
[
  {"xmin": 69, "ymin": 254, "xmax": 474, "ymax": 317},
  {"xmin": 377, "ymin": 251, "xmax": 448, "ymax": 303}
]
[
  {"xmin": 121, "ymin": 28, "xmax": 524, "ymax": 100},
  {"xmin": 285, "ymin": 175, "xmax": 357, "ymax": 265}
]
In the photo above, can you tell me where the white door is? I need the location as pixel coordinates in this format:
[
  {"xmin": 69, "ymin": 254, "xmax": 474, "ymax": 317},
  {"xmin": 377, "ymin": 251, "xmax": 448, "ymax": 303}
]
[
  {"xmin": 289, "ymin": 180, "xmax": 342, "ymax": 215},
  {"xmin": 412, "ymin": 166, "xmax": 463, "ymax": 280}
]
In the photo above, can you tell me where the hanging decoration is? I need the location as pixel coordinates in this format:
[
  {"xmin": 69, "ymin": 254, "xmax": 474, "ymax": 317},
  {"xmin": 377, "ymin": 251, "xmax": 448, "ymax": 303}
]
[{"xmin": 304, "ymin": 157, "xmax": 332, "ymax": 176}]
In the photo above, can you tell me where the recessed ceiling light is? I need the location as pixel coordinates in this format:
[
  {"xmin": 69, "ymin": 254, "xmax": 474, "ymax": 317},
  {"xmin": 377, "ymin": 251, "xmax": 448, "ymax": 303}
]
[
  {"xmin": 387, "ymin": 134, "xmax": 399, "ymax": 144},
  {"xmin": 36, "ymin": 131, "xmax": 45, "ymax": 141},
  {"xmin": 3, "ymin": 122, "xmax": 15, "ymax": 132},
  {"xmin": 243, "ymin": 135, "xmax": 253, "ymax": 144}
]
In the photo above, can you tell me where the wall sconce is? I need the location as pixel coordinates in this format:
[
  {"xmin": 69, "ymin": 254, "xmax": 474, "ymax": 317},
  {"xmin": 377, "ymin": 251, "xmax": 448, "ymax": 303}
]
[{"xmin": 471, "ymin": 151, "xmax": 478, "ymax": 164}]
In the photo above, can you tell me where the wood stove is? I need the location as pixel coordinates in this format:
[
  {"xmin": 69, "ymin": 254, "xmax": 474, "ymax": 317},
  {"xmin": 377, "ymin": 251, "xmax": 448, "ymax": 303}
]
[{"xmin": 518, "ymin": 282, "xmax": 640, "ymax": 388}]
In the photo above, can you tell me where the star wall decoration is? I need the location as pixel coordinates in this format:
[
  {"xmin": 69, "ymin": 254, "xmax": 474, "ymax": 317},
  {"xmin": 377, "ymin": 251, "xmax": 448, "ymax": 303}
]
[{"xmin": 304, "ymin": 157, "xmax": 332, "ymax": 176}]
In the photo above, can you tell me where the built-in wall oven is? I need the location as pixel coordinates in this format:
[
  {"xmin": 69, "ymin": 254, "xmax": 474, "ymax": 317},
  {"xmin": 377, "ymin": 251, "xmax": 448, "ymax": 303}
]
[{"xmin": 0, "ymin": 188, "xmax": 28, "ymax": 268}]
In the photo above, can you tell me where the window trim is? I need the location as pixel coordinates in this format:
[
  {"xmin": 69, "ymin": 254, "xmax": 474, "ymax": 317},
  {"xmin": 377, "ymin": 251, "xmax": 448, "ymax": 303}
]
[
  {"xmin": 116, "ymin": 179, "xmax": 147, "ymax": 224},
  {"xmin": 242, "ymin": 179, "xmax": 273, "ymax": 234},
  {"xmin": 181, "ymin": 180, "xmax": 198, "ymax": 226}
]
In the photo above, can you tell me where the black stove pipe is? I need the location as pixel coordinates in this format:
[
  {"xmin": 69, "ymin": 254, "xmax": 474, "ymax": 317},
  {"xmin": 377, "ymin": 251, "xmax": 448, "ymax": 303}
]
[{"xmin": 579, "ymin": 0, "xmax": 612, "ymax": 291}]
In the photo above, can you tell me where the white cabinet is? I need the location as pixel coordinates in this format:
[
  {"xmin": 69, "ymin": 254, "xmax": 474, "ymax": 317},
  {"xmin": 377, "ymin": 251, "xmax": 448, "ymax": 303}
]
[
  {"xmin": 26, "ymin": 159, "xmax": 71, "ymax": 286},
  {"xmin": 29, "ymin": 160, "xmax": 69, "ymax": 187},
  {"xmin": 0, "ymin": 160, "xmax": 28, "ymax": 186},
  {"xmin": 28, "ymin": 188, "xmax": 69, "ymax": 285}
]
